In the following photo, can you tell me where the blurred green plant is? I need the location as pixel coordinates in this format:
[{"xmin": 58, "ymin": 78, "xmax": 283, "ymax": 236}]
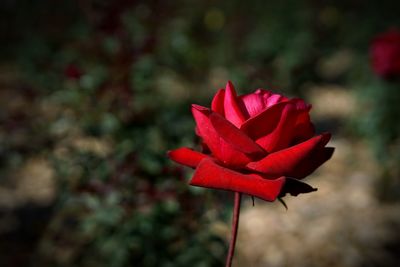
[{"xmin": 355, "ymin": 73, "xmax": 400, "ymax": 201}]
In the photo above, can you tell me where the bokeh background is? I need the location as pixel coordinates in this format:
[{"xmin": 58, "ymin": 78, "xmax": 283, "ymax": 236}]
[{"xmin": 1, "ymin": 1, "xmax": 400, "ymax": 266}]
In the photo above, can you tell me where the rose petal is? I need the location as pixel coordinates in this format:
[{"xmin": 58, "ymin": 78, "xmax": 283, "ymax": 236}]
[
  {"xmin": 168, "ymin": 147, "xmax": 208, "ymax": 168},
  {"xmin": 291, "ymin": 102, "xmax": 315, "ymax": 144},
  {"xmin": 240, "ymin": 101, "xmax": 288, "ymax": 140},
  {"xmin": 292, "ymin": 98, "xmax": 311, "ymax": 111},
  {"xmin": 289, "ymin": 147, "xmax": 335, "ymax": 178},
  {"xmin": 211, "ymin": 89, "xmax": 225, "ymax": 116},
  {"xmin": 255, "ymin": 102, "xmax": 297, "ymax": 152},
  {"xmin": 192, "ymin": 104, "xmax": 252, "ymax": 167},
  {"xmin": 265, "ymin": 93, "xmax": 287, "ymax": 107},
  {"xmin": 292, "ymin": 116, "xmax": 315, "ymax": 144},
  {"xmin": 209, "ymin": 112, "xmax": 265, "ymax": 157},
  {"xmin": 190, "ymin": 158, "xmax": 285, "ymax": 201},
  {"xmin": 246, "ymin": 133, "xmax": 331, "ymax": 177},
  {"xmin": 224, "ymin": 81, "xmax": 245, "ymax": 127},
  {"xmin": 238, "ymin": 89, "xmax": 272, "ymax": 118}
]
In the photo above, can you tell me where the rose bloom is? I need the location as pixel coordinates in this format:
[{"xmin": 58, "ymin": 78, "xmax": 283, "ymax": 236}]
[
  {"xmin": 370, "ymin": 29, "xmax": 400, "ymax": 78},
  {"xmin": 168, "ymin": 82, "xmax": 334, "ymax": 201},
  {"xmin": 64, "ymin": 64, "xmax": 83, "ymax": 80}
]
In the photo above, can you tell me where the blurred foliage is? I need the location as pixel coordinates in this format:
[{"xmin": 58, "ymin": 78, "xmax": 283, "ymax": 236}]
[
  {"xmin": 1, "ymin": 0, "xmax": 400, "ymax": 266},
  {"xmin": 354, "ymin": 69, "xmax": 400, "ymax": 202}
]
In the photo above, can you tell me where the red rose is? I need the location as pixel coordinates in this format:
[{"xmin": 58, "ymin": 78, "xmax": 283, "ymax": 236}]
[
  {"xmin": 168, "ymin": 82, "xmax": 334, "ymax": 201},
  {"xmin": 64, "ymin": 64, "xmax": 83, "ymax": 80},
  {"xmin": 370, "ymin": 29, "xmax": 400, "ymax": 78}
]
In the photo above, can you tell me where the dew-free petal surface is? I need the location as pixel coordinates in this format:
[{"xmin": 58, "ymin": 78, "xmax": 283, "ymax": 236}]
[
  {"xmin": 255, "ymin": 103, "xmax": 297, "ymax": 152},
  {"xmin": 190, "ymin": 158, "xmax": 285, "ymax": 201},
  {"xmin": 211, "ymin": 88, "xmax": 225, "ymax": 116},
  {"xmin": 247, "ymin": 133, "xmax": 331, "ymax": 177},
  {"xmin": 168, "ymin": 147, "xmax": 208, "ymax": 168},
  {"xmin": 192, "ymin": 104, "xmax": 251, "ymax": 167},
  {"xmin": 224, "ymin": 81, "xmax": 245, "ymax": 127},
  {"xmin": 209, "ymin": 112, "xmax": 265, "ymax": 157}
]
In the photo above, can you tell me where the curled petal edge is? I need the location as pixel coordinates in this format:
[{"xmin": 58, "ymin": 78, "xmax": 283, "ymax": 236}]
[
  {"xmin": 224, "ymin": 81, "xmax": 245, "ymax": 127},
  {"xmin": 289, "ymin": 147, "xmax": 335, "ymax": 179},
  {"xmin": 192, "ymin": 104, "xmax": 253, "ymax": 167},
  {"xmin": 211, "ymin": 89, "xmax": 225, "ymax": 116},
  {"xmin": 209, "ymin": 112, "xmax": 265, "ymax": 157},
  {"xmin": 190, "ymin": 158, "xmax": 285, "ymax": 202},
  {"xmin": 246, "ymin": 133, "xmax": 331, "ymax": 177},
  {"xmin": 168, "ymin": 147, "xmax": 208, "ymax": 168}
]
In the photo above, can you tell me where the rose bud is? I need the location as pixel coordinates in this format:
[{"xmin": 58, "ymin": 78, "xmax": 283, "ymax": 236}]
[
  {"xmin": 370, "ymin": 29, "xmax": 400, "ymax": 79},
  {"xmin": 64, "ymin": 63, "xmax": 83, "ymax": 80}
]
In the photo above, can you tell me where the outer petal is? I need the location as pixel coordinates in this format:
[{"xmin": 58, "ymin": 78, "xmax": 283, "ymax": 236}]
[
  {"xmin": 291, "ymin": 99, "xmax": 315, "ymax": 143},
  {"xmin": 211, "ymin": 89, "xmax": 225, "ymax": 116},
  {"xmin": 224, "ymin": 81, "xmax": 245, "ymax": 127},
  {"xmin": 292, "ymin": 114, "xmax": 315, "ymax": 144},
  {"xmin": 190, "ymin": 158, "xmax": 285, "ymax": 201},
  {"xmin": 168, "ymin": 147, "xmax": 208, "ymax": 168},
  {"xmin": 192, "ymin": 104, "xmax": 252, "ymax": 167},
  {"xmin": 209, "ymin": 112, "xmax": 265, "ymax": 157},
  {"xmin": 288, "ymin": 147, "xmax": 335, "ymax": 178},
  {"xmin": 246, "ymin": 133, "xmax": 331, "ymax": 178},
  {"xmin": 292, "ymin": 98, "xmax": 311, "ymax": 111}
]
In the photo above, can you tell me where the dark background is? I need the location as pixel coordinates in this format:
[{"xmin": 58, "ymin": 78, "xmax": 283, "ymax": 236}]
[{"xmin": 1, "ymin": 1, "xmax": 400, "ymax": 266}]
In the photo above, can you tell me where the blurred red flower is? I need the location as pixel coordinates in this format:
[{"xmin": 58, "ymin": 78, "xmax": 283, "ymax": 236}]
[
  {"xmin": 168, "ymin": 82, "xmax": 334, "ymax": 201},
  {"xmin": 370, "ymin": 29, "xmax": 400, "ymax": 79},
  {"xmin": 64, "ymin": 64, "xmax": 83, "ymax": 80}
]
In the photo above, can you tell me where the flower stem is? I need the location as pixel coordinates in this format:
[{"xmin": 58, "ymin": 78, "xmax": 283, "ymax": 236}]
[{"xmin": 225, "ymin": 192, "xmax": 241, "ymax": 267}]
